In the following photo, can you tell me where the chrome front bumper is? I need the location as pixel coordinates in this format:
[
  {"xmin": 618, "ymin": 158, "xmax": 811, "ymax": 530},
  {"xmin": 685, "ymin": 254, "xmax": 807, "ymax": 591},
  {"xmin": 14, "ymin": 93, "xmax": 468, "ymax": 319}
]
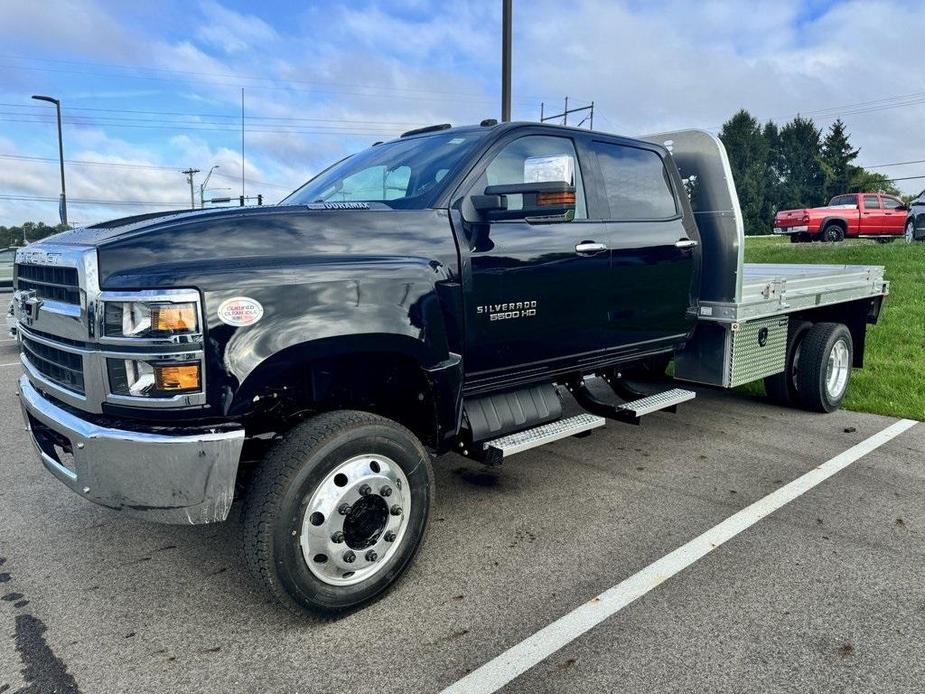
[{"xmin": 18, "ymin": 375, "xmax": 245, "ymax": 525}]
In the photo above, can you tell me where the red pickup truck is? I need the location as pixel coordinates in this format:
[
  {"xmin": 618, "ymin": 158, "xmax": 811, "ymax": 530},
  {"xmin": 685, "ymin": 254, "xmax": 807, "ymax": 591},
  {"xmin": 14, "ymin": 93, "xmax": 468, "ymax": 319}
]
[{"xmin": 773, "ymin": 192, "xmax": 908, "ymax": 242}]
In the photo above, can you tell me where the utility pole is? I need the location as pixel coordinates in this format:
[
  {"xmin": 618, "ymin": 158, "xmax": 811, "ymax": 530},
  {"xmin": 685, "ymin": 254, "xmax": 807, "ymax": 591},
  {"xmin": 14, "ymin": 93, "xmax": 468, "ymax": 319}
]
[
  {"xmin": 31, "ymin": 95, "xmax": 68, "ymax": 226},
  {"xmin": 501, "ymin": 0, "xmax": 512, "ymax": 122},
  {"xmin": 241, "ymin": 88, "xmax": 246, "ymax": 199},
  {"xmin": 181, "ymin": 168, "xmax": 200, "ymax": 210}
]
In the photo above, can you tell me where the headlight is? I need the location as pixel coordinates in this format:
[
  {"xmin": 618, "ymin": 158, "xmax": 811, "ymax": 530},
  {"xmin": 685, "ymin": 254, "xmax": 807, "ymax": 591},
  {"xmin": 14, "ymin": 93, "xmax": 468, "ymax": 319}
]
[
  {"xmin": 108, "ymin": 359, "xmax": 202, "ymax": 397},
  {"xmin": 104, "ymin": 301, "xmax": 199, "ymax": 338}
]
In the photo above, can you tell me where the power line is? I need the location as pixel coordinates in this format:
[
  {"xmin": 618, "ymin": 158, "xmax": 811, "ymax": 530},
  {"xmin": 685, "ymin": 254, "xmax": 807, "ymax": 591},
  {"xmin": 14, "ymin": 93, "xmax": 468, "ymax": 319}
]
[
  {"xmin": 0, "ymin": 153, "xmax": 294, "ymax": 191},
  {"xmin": 0, "ymin": 62, "xmax": 544, "ymax": 107},
  {"xmin": 0, "ymin": 115, "xmax": 401, "ymax": 137},
  {"xmin": 0, "ymin": 193, "xmax": 188, "ymax": 206},
  {"xmin": 0, "ymin": 102, "xmax": 424, "ymax": 126},
  {"xmin": 864, "ymin": 159, "xmax": 925, "ymax": 169},
  {"xmin": 0, "ymin": 152, "xmax": 177, "ymax": 170},
  {"xmin": 0, "ymin": 53, "xmax": 556, "ymax": 103}
]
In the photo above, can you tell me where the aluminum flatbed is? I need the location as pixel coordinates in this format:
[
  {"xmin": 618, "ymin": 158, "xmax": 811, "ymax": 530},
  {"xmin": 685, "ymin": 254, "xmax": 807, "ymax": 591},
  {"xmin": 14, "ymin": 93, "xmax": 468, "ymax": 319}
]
[
  {"xmin": 641, "ymin": 129, "xmax": 890, "ymax": 389},
  {"xmin": 697, "ymin": 262, "xmax": 888, "ymax": 323}
]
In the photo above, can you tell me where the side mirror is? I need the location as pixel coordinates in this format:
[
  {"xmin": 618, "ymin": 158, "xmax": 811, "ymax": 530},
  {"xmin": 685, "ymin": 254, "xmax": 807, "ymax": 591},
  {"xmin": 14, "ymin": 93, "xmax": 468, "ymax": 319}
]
[{"xmin": 473, "ymin": 181, "xmax": 576, "ymax": 224}]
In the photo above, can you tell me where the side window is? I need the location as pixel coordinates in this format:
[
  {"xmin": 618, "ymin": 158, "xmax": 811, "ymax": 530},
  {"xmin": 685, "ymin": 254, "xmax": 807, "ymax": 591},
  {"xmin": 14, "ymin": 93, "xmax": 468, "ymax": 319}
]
[
  {"xmin": 863, "ymin": 195, "xmax": 881, "ymax": 210},
  {"xmin": 480, "ymin": 135, "xmax": 587, "ymax": 219},
  {"xmin": 590, "ymin": 141, "xmax": 678, "ymax": 220},
  {"xmin": 829, "ymin": 194, "xmax": 857, "ymax": 207},
  {"xmin": 882, "ymin": 196, "xmax": 904, "ymax": 210}
]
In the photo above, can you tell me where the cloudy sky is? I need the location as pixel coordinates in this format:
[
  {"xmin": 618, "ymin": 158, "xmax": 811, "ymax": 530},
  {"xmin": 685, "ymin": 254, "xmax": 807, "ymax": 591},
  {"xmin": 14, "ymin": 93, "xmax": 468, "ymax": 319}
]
[{"xmin": 0, "ymin": 0, "xmax": 922, "ymax": 226}]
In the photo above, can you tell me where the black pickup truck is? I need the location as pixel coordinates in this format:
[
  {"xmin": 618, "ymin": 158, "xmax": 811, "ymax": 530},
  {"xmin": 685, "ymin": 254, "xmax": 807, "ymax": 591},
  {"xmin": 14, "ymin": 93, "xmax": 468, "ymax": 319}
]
[{"xmin": 11, "ymin": 122, "xmax": 888, "ymax": 615}]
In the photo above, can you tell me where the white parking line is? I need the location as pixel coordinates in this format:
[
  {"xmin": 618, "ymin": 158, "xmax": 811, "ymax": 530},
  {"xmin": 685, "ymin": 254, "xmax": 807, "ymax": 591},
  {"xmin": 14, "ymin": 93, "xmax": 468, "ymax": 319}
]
[
  {"xmin": 0, "ymin": 362, "xmax": 21, "ymax": 367},
  {"xmin": 440, "ymin": 417, "xmax": 918, "ymax": 694}
]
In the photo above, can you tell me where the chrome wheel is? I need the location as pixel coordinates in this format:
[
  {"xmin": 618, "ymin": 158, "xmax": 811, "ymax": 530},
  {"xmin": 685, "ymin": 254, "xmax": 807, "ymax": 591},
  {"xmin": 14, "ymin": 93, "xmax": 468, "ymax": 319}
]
[
  {"xmin": 906, "ymin": 220, "xmax": 915, "ymax": 243},
  {"xmin": 825, "ymin": 338, "xmax": 850, "ymax": 399},
  {"xmin": 300, "ymin": 454, "xmax": 411, "ymax": 586}
]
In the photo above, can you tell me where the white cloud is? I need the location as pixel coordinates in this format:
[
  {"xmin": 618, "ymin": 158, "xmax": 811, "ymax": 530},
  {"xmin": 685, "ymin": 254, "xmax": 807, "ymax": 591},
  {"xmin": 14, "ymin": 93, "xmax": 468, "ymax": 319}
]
[
  {"xmin": 195, "ymin": 0, "xmax": 278, "ymax": 54},
  {"xmin": 2, "ymin": 0, "xmax": 923, "ymax": 225}
]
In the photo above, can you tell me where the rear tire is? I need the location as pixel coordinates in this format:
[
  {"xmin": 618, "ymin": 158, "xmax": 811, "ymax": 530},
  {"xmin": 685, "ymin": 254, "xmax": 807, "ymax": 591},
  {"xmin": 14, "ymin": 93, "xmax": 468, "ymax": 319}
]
[
  {"xmin": 822, "ymin": 224, "xmax": 845, "ymax": 242},
  {"xmin": 242, "ymin": 410, "xmax": 434, "ymax": 617},
  {"xmin": 795, "ymin": 323, "xmax": 853, "ymax": 413},
  {"xmin": 907, "ymin": 219, "xmax": 916, "ymax": 243},
  {"xmin": 764, "ymin": 319, "xmax": 811, "ymax": 407}
]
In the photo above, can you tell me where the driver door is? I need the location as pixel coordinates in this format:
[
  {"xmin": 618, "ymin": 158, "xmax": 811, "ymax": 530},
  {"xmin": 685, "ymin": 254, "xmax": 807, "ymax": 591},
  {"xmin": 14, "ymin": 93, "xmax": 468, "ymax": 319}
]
[{"xmin": 459, "ymin": 133, "xmax": 613, "ymax": 378}]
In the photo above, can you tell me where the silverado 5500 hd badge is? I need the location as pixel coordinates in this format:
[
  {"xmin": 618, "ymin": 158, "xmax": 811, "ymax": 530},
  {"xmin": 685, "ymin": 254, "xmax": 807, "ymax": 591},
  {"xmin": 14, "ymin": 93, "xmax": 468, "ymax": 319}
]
[{"xmin": 476, "ymin": 301, "xmax": 537, "ymax": 321}]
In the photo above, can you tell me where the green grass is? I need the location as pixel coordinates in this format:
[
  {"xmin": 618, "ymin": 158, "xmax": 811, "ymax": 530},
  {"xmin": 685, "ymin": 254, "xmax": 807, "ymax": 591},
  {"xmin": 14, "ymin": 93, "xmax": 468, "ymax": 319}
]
[{"xmin": 741, "ymin": 236, "xmax": 925, "ymax": 421}]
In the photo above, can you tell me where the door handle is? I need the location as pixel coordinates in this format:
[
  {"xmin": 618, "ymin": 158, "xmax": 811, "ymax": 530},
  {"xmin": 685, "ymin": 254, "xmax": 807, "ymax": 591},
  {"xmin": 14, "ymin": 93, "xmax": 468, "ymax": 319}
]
[
  {"xmin": 675, "ymin": 239, "xmax": 698, "ymax": 249},
  {"xmin": 575, "ymin": 242, "xmax": 608, "ymax": 254}
]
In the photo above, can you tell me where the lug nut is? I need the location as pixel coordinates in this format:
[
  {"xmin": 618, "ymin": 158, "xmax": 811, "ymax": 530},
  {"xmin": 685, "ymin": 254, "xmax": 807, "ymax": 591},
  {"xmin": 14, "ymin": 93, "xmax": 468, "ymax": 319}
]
[
  {"xmin": 384, "ymin": 531, "xmax": 396, "ymax": 542},
  {"xmin": 343, "ymin": 550, "xmax": 356, "ymax": 563},
  {"xmin": 338, "ymin": 503, "xmax": 351, "ymax": 515},
  {"xmin": 365, "ymin": 550, "xmax": 378, "ymax": 562},
  {"xmin": 390, "ymin": 505, "xmax": 402, "ymax": 516},
  {"xmin": 380, "ymin": 485, "xmax": 392, "ymax": 497},
  {"xmin": 358, "ymin": 484, "xmax": 371, "ymax": 496},
  {"xmin": 331, "ymin": 531, "xmax": 345, "ymax": 544}
]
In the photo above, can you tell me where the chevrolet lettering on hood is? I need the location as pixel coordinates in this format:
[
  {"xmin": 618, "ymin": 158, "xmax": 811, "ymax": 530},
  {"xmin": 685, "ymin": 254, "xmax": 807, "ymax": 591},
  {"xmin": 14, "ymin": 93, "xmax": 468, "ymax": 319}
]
[{"xmin": 476, "ymin": 300, "xmax": 538, "ymax": 321}]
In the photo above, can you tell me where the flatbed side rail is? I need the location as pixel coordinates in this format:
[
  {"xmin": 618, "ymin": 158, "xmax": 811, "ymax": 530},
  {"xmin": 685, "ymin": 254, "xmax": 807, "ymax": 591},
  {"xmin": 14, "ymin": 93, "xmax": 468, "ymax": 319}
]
[{"xmin": 697, "ymin": 263, "xmax": 888, "ymax": 323}]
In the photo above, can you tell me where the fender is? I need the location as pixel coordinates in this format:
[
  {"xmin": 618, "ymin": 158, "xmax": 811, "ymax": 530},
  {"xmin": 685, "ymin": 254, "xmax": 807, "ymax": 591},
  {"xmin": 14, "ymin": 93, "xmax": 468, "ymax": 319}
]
[{"xmin": 93, "ymin": 206, "xmax": 465, "ymax": 442}]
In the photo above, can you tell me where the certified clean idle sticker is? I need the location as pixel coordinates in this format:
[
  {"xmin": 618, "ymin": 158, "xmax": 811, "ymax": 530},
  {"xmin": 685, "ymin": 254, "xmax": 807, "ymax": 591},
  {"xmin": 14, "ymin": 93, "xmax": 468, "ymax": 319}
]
[{"xmin": 217, "ymin": 297, "xmax": 264, "ymax": 326}]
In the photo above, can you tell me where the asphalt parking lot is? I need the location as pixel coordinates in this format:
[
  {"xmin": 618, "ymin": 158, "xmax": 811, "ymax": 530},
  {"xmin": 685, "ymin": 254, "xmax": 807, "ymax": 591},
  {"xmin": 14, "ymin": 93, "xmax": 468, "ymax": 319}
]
[{"xmin": 1, "ymin": 302, "xmax": 923, "ymax": 693}]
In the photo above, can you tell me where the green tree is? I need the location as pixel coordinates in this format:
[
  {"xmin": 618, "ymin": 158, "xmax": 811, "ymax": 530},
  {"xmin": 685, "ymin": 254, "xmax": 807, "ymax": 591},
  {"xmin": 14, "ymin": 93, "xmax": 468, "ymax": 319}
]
[
  {"xmin": 820, "ymin": 119, "xmax": 859, "ymax": 199},
  {"xmin": 719, "ymin": 109, "xmax": 770, "ymax": 235},
  {"xmin": 759, "ymin": 120, "xmax": 783, "ymax": 231},
  {"xmin": 0, "ymin": 221, "xmax": 68, "ymax": 247},
  {"xmin": 778, "ymin": 115, "xmax": 826, "ymax": 209},
  {"xmin": 847, "ymin": 168, "xmax": 900, "ymax": 196}
]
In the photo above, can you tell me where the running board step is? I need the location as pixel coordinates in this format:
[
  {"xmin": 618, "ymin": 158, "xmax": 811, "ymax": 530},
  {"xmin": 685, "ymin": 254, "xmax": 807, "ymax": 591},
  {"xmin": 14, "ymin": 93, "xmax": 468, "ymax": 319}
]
[
  {"xmin": 617, "ymin": 388, "xmax": 696, "ymax": 418},
  {"xmin": 481, "ymin": 413, "xmax": 606, "ymax": 465},
  {"xmin": 573, "ymin": 379, "xmax": 696, "ymax": 425}
]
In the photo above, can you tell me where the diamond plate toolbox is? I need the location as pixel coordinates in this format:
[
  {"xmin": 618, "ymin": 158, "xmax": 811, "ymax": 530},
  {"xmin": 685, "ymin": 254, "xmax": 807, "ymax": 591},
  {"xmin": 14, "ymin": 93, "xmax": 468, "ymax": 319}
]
[{"xmin": 728, "ymin": 315, "xmax": 788, "ymax": 387}]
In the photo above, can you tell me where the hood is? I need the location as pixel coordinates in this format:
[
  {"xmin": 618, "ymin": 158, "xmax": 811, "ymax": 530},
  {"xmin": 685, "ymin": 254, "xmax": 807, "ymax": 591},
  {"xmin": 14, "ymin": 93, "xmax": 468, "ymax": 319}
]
[
  {"xmin": 78, "ymin": 204, "xmax": 455, "ymax": 290},
  {"xmin": 40, "ymin": 206, "xmax": 285, "ymax": 247}
]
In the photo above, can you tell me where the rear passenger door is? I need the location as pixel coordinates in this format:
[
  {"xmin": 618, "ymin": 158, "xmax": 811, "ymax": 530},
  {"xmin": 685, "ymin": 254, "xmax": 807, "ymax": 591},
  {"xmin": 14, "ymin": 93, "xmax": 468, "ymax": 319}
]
[
  {"xmin": 587, "ymin": 139, "xmax": 697, "ymax": 349},
  {"xmin": 860, "ymin": 194, "xmax": 885, "ymax": 234}
]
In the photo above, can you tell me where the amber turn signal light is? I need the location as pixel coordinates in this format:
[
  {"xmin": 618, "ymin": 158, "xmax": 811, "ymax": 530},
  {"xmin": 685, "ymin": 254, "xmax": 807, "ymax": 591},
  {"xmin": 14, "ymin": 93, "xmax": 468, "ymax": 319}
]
[
  {"xmin": 151, "ymin": 304, "xmax": 198, "ymax": 332},
  {"xmin": 154, "ymin": 363, "xmax": 201, "ymax": 392},
  {"xmin": 536, "ymin": 191, "xmax": 576, "ymax": 206}
]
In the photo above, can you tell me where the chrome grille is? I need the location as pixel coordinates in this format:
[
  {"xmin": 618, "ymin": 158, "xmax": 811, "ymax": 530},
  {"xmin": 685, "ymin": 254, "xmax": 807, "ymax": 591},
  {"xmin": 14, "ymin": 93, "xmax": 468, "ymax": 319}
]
[
  {"xmin": 15, "ymin": 264, "xmax": 80, "ymax": 304},
  {"xmin": 21, "ymin": 336, "xmax": 85, "ymax": 394}
]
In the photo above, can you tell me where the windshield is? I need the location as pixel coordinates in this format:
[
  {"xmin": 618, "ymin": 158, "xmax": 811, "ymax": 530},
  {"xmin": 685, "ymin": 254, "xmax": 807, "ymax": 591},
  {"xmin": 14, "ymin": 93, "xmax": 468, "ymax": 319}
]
[{"xmin": 283, "ymin": 130, "xmax": 488, "ymax": 209}]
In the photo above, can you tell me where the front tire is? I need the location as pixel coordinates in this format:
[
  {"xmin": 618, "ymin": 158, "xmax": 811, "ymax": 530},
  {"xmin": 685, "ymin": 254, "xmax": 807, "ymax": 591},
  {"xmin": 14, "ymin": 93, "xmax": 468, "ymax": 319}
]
[
  {"xmin": 907, "ymin": 219, "xmax": 916, "ymax": 243},
  {"xmin": 242, "ymin": 410, "xmax": 434, "ymax": 616},
  {"xmin": 795, "ymin": 323, "xmax": 853, "ymax": 413}
]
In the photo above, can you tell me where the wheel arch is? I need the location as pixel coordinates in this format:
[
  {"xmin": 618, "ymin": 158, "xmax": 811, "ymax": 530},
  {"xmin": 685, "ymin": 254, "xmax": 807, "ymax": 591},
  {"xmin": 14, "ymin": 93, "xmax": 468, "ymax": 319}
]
[
  {"xmin": 819, "ymin": 217, "xmax": 848, "ymax": 237},
  {"xmin": 789, "ymin": 296, "xmax": 883, "ymax": 368},
  {"xmin": 229, "ymin": 334, "xmax": 463, "ymax": 451}
]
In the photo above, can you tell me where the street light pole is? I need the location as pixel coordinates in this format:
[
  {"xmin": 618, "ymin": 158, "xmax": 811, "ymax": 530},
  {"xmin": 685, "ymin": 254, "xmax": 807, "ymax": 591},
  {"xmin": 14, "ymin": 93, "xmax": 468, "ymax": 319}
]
[
  {"xmin": 199, "ymin": 165, "xmax": 220, "ymax": 209},
  {"xmin": 501, "ymin": 0, "xmax": 512, "ymax": 122},
  {"xmin": 31, "ymin": 95, "xmax": 68, "ymax": 227}
]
